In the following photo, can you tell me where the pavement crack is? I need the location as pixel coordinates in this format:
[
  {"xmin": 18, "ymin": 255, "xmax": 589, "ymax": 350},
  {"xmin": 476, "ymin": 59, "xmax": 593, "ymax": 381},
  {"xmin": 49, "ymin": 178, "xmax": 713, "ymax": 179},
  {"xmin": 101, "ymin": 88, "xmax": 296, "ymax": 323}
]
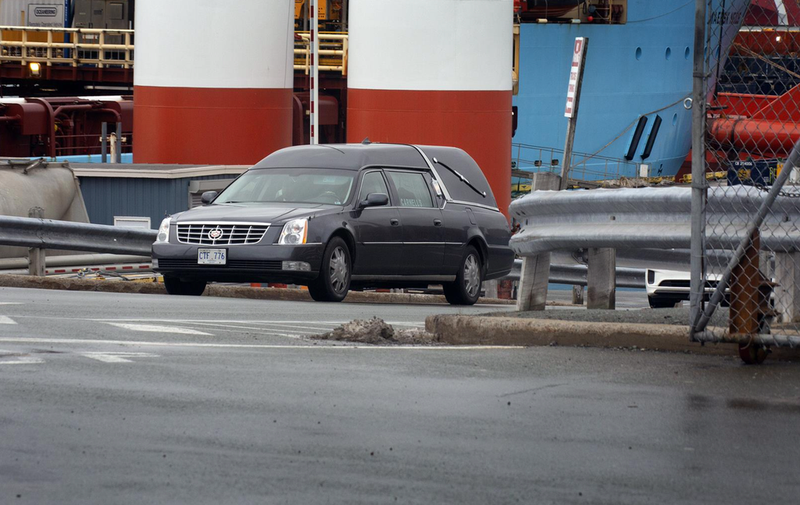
[{"xmin": 499, "ymin": 383, "xmax": 565, "ymax": 398}]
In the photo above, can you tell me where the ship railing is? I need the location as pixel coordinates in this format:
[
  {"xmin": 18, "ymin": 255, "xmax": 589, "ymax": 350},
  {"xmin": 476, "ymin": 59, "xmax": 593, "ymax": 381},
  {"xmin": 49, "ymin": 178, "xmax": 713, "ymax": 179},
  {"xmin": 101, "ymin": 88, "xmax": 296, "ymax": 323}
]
[
  {"xmin": 294, "ymin": 31, "xmax": 348, "ymax": 75},
  {"xmin": 0, "ymin": 26, "xmax": 133, "ymax": 69},
  {"xmin": 511, "ymin": 142, "xmax": 660, "ymax": 190}
]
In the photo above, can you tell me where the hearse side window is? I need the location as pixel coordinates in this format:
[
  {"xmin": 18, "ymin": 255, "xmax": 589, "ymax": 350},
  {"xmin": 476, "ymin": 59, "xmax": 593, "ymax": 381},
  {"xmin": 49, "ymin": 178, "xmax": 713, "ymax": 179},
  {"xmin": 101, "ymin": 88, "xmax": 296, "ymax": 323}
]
[
  {"xmin": 387, "ymin": 172, "xmax": 434, "ymax": 208},
  {"xmin": 358, "ymin": 171, "xmax": 390, "ymax": 203}
]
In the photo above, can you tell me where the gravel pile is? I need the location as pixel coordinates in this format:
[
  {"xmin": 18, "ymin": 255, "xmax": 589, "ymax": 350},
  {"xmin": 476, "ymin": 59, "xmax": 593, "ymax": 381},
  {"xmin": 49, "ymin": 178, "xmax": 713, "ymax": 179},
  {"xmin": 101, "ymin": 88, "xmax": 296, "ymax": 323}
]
[{"xmin": 313, "ymin": 317, "xmax": 436, "ymax": 345}]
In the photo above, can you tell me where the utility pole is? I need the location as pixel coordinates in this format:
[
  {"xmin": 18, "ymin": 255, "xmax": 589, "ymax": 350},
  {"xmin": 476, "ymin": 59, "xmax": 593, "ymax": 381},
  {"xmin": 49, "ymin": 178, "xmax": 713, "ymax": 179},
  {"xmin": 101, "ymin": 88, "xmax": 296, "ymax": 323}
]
[
  {"xmin": 309, "ymin": 0, "xmax": 319, "ymax": 145},
  {"xmin": 559, "ymin": 37, "xmax": 589, "ymax": 190}
]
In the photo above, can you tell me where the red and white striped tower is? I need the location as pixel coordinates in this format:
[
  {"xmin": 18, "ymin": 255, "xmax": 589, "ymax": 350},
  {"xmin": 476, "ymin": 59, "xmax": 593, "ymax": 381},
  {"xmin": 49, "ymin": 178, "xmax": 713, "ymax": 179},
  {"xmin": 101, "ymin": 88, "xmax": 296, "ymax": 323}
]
[
  {"xmin": 133, "ymin": 0, "xmax": 295, "ymax": 164},
  {"xmin": 309, "ymin": 0, "xmax": 319, "ymax": 145},
  {"xmin": 347, "ymin": 0, "xmax": 513, "ymax": 215}
]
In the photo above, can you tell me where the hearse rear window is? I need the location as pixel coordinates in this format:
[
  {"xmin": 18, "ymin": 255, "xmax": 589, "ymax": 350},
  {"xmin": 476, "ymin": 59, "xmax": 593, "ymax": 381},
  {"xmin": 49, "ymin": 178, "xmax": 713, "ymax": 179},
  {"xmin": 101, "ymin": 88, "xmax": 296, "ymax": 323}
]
[{"xmin": 422, "ymin": 148, "xmax": 497, "ymax": 208}]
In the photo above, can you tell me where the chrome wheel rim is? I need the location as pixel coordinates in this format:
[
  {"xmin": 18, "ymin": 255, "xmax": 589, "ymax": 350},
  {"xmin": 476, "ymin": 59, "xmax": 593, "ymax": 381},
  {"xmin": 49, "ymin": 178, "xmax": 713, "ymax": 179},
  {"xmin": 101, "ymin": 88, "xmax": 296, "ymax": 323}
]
[
  {"xmin": 329, "ymin": 247, "xmax": 349, "ymax": 294},
  {"xmin": 464, "ymin": 254, "xmax": 480, "ymax": 298}
]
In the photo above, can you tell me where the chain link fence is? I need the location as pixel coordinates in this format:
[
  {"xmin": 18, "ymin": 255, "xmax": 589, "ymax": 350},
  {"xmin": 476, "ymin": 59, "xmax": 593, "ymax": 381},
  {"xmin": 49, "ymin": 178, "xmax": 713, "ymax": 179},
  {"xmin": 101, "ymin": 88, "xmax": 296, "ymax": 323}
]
[{"xmin": 690, "ymin": 0, "xmax": 800, "ymax": 362}]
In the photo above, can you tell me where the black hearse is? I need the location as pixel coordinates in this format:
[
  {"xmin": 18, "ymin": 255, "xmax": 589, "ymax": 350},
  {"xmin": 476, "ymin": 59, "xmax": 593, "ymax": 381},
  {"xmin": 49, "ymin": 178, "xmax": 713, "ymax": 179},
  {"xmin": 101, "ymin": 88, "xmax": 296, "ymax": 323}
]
[{"xmin": 152, "ymin": 143, "xmax": 514, "ymax": 305}]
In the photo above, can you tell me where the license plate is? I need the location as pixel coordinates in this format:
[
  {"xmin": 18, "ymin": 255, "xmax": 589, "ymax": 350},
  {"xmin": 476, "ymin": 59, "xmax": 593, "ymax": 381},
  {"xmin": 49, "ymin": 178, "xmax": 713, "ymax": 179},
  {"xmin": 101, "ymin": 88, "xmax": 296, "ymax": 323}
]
[{"xmin": 198, "ymin": 248, "xmax": 227, "ymax": 265}]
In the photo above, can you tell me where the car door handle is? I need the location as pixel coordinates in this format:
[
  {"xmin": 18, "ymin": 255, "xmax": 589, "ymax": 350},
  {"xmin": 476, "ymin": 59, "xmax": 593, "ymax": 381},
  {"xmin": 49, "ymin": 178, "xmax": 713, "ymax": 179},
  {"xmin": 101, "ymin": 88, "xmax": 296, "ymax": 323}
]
[
  {"xmin": 390, "ymin": 219, "xmax": 400, "ymax": 226},
  {"xmin": 433, "ymin": 219, "xmax": 442, "ymax": 227}
]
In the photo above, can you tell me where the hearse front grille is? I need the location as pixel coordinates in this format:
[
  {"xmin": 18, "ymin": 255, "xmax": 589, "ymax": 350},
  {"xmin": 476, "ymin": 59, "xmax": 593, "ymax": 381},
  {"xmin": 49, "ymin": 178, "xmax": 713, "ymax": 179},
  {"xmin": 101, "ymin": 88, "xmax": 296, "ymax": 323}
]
[{"xmin": 176, "ymin": 222, "xmax": 270, "ymax": 245}]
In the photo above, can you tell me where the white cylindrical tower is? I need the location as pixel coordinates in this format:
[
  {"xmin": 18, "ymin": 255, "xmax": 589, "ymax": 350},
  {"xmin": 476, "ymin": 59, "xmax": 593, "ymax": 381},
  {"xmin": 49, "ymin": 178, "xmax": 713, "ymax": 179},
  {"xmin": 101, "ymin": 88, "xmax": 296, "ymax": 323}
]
[
  {"xmin": 134, "ymin": 0, "xmax": 294, "ymax": 164},
  {"xmin": 347, "ymin": 0, "xmax": 513, "ymax": 214}
]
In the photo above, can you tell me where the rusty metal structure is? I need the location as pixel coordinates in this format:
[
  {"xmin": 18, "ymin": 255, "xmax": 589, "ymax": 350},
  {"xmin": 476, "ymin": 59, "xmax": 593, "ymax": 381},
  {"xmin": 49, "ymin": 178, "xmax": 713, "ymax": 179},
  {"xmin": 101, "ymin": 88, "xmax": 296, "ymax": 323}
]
[{"xmin": 0, "ymin": 96, "xmax": 131, "ymax": 158}]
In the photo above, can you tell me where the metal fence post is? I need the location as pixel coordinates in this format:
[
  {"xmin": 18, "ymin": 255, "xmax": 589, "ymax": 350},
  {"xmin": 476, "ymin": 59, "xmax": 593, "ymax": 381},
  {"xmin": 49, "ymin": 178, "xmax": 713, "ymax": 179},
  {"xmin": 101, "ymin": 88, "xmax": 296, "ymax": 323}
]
[
  {"xmin": 27, "ymin": 207, "xmax": 45, "ymax": 277},
  {"xmin": 689, "ymin": 0, "xmax": 708, "ymax": 339}
]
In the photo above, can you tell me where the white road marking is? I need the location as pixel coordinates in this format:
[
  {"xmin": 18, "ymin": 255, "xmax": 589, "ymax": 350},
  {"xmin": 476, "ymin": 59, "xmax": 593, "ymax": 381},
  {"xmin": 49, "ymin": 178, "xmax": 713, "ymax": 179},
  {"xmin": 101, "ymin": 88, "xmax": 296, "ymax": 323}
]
[
  {"xmin": 81, "ymin": 352, "xmax": 159, "ymax": 363},
  {"xmin": 90, "ymin": 318, "xmax": 424, "ymax": 327},
  {"xmin": 177, "ymin": 321, "xmax": 315, "ymax": 333},
  {"xmin": 106, "ymin": 323, "xmax": 212, "ymax": 336},
  {"xmin": 15, "ymin": 315, "xmax": 427, "ymax": 330},
  {"xmin": 0, "ymin": 316, "xmax": 17, "ymax": 325},
  {"xmin": 0, "ymin": 356, "xmax": 45, "ymax": 365},
  {"xmin": 0, "ymin": 302, "xmax": 22, "ymax": 306},
  {"xmin": 0, "ymin": 336, "xmax": 522, "ymax": 350}
]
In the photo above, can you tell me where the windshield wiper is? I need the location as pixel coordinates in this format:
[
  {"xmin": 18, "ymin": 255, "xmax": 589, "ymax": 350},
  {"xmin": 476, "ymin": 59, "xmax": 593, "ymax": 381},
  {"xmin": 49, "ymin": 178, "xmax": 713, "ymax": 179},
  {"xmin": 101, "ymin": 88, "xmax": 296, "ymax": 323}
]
[{"xmin": 432, "ymin": 158, "xmax": 486, "ymax": 198}]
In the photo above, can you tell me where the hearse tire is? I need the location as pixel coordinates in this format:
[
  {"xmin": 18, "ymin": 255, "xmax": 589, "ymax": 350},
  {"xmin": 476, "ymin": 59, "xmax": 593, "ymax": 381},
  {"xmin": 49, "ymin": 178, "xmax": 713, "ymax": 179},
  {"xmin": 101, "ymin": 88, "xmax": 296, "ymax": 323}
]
[
  {"xmin": 443, "ymin": 245, "xmax": 482, "ymax": 306},
  {"xmin": 308, "ymin": 237, "xmax": 351, "ymax": 302}
]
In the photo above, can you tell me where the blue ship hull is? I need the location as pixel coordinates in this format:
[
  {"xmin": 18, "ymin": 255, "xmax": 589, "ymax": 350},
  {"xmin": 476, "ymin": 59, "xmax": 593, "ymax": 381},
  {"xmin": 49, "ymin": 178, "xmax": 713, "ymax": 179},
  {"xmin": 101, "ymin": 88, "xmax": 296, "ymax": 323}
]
[{"xmin": 513, "ymin": 0, "xmax": 748, "ymax": 180}]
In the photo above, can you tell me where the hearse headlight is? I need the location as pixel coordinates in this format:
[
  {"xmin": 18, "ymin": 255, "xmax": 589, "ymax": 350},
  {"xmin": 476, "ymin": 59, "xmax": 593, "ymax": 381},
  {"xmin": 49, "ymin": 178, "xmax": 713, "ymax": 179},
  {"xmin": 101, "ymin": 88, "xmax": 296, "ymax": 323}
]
[
  {"xmin": 278, "ymin": 218, "xmax": 308, "ymax": 245},
  {"xmin": 156, "ymin": 217, "xmax": 171, "ymax": 243}
]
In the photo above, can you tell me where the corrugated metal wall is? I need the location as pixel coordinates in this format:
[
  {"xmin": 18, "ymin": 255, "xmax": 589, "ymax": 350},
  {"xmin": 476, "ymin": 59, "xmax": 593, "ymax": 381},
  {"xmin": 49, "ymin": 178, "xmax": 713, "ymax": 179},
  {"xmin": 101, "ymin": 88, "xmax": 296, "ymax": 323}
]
[
  {"xmin": 0, "ymin": 0, "xmax": 66, "ymax": 27},
  {"xmin": 78, "ymin": 175, "xmax": 234, "ymax": 226}
]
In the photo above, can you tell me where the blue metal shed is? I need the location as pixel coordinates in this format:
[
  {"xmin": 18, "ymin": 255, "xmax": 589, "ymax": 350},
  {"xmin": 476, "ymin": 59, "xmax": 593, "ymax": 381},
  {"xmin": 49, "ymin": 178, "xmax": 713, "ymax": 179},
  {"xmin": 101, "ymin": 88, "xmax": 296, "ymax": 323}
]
[{"xmin": 72, "ymin": 164, "xmax": 248, "ymax": 227}]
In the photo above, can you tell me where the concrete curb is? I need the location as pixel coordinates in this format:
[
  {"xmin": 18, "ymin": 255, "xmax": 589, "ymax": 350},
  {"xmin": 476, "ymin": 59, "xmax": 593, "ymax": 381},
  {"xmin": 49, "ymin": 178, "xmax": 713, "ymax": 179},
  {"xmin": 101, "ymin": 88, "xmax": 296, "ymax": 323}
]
[
  {"xmin": 425, "ymin": 314, "xmax": 800, "ymax": 359},
  {"xmin": 0, "ymin": 274, "xmax": 515, "ymax": 306}
]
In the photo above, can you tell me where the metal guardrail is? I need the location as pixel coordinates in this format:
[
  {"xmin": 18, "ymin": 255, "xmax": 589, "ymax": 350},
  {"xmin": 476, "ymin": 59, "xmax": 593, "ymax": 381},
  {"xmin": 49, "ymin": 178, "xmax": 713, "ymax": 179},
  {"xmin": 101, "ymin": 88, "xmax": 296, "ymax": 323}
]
[
  {"xmin": 0, "ymin": 216, "xmax": 646, "ymax": 289},
  {"xmin": 509, "ymin": 186, "xmax": 800, "ymax": 257},
  {"xmin": 0, "ymin": 216, "xmax": 155, "ymax": 256}
]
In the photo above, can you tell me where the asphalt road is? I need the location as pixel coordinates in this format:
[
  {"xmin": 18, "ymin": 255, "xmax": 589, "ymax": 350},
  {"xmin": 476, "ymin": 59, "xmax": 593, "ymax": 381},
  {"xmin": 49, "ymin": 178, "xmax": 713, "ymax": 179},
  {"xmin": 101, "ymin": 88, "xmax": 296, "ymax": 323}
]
[{"xmin": 1, "ymin": 287, "xmax": 799, "ymax": 504}]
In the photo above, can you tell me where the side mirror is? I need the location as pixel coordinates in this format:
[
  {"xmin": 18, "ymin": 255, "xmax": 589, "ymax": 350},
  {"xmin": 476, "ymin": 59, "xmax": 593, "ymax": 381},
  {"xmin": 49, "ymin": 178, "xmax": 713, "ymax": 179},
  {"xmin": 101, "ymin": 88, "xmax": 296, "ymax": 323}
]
[
  {"xmin": 359, "ymin": 192, "xmax": 389, "ymax": 208},
  {"xmin": 200, "ymin": 191, "xmax": 218, "ymax": 205}
]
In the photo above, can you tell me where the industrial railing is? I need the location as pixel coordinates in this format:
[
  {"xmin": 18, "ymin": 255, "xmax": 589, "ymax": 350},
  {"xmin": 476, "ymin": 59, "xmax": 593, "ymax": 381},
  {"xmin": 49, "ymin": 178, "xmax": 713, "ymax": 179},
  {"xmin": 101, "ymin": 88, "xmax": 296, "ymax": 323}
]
[
  {"xmin": 511, "ymin": 142, "xmax": 657, "ymax": 190},
  {"xmin": 294, "ymin": 31, "xmax": 348, "ymax": 75},
  {"xmin": 0, "ymin": 26, "xmax": 353, "ymax": 75},
  {"xmin": 0, "ymin": 26, "xmax": 133, "ymax": 69}
]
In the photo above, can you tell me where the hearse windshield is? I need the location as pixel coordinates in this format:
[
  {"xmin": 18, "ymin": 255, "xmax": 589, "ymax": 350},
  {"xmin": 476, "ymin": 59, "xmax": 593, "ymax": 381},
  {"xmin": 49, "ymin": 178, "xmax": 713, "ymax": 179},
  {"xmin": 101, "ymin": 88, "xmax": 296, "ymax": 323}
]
[{"xmin": 215, "ymin": 168, "xmax": 355, "ymax": 206}]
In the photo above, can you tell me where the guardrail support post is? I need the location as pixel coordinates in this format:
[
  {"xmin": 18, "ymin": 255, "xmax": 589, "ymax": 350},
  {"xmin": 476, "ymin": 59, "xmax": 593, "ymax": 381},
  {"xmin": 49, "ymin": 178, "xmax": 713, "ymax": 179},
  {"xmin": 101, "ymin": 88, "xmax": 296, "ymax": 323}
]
[
  {"xmin": 572, "ymin": 285, "xmax": 584, "ymax": 305},
  {"xmin": 27, "ymin": 207, "xmax": 45, "ymax": 277},
  {"xmin": 587, "ymin": 247, "xmax": 616, "ymax": 309},
  {"xmin": 483, "ymin": 280, "xmax": 498, "ymax": 299},
  {"xmin": 775, "ymin": 252, "xmax": 800, "ymax": 323},
  {"xmin": 515, "ymin": 172, "xmax": 562, "ymax": 311},
  {"xmin": 517, "ymin": 253, "xmax": 550, "ymax": 311}
]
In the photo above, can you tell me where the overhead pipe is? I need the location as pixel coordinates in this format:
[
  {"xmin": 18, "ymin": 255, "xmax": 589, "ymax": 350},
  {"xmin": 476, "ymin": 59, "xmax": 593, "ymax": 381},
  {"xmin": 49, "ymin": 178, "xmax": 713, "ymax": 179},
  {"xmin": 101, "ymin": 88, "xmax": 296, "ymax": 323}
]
[
  {"xmin": 26, "ymin": 97, "xmax": 55, "ymax": 157},
  {"xmin": 709, "ymin": 117, "xmax": 800, "ymax": 155}
]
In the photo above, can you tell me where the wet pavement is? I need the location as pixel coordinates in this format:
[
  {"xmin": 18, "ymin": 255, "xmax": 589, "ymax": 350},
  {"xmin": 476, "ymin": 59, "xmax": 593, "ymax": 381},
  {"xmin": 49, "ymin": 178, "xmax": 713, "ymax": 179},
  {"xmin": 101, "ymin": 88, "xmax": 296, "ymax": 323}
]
[{"xmin": 1, "ymin": 287, "xmax": 799, "ymax": 504}]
